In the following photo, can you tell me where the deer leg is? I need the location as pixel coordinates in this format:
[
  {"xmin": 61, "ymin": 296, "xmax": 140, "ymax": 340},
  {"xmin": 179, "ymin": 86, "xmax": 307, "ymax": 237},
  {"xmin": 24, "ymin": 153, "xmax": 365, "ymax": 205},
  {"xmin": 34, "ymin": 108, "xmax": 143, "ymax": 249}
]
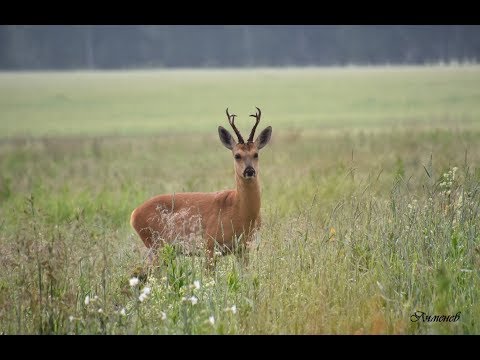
[
  {"xmin": 203, "ymin": 238, "xmax": 217, "ymax": 271},
  {"xmin": 235, "ymin": 243, "xmax": 250, "ymax": 267}
]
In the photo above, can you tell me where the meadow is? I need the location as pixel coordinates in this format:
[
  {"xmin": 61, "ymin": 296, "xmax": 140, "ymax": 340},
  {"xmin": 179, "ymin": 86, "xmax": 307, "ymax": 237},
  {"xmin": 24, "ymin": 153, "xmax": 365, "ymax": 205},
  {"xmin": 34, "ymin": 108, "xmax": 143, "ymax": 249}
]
[{"xmin": 0, "ymin": 66, "xmax": 479, "ymax": 334}]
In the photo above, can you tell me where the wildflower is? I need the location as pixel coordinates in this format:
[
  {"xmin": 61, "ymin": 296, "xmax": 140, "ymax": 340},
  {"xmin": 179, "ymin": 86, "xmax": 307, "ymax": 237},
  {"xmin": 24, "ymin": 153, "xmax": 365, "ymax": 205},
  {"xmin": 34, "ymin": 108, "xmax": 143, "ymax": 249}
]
[
  {"xmin": 226, "ymin": 305, "xmax": 237, "ymax": 314},
  {"xmin": 69, "ymin": 315, "xmax": 74, "ymax": 322},
  {"xmin": 84, "ymin": 295, "xmax": 90, "ymax": 306},
  {"xmin": 141, "ymin": 287, "xmax": 151, "ymax": 296},
  {"xmin": 209, "ymin": 316, "xmax": 215, "ymax": 325},
  {"xmin": 139, "ymin": 293, "xmax": 148, "ymax": 302},
  {"xmin": 193, "ymin": 280, "xmax": 201, "ymax": 290},
  {"xmin": 189, "ymin": 296, "xmax": 198, "ymax": 305},
  {"xmin": 98, "ymin": 308, "xmax": 103, "ymax": 314},
  {"xmin": 161, "ymin": 311, "xmax": 167, "ymax": 321},
  {"xmin": 93, "ymin": 295, "xmax": 99, "ymax": 301},
  {"xmin": 129, "ymin": 277, "xmax": 139, "ymax": 287},
  {"xmin": 120, "ymin": 308, "xmax": 126, "ymax": 316}
]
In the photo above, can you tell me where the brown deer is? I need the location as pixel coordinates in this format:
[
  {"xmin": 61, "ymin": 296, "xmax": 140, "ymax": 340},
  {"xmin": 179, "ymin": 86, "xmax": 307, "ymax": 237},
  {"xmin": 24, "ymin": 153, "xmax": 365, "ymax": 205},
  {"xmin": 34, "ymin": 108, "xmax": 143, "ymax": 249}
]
[{"xmin": 130, "ymin": 107, "xmax": 272, "ymax": 266}]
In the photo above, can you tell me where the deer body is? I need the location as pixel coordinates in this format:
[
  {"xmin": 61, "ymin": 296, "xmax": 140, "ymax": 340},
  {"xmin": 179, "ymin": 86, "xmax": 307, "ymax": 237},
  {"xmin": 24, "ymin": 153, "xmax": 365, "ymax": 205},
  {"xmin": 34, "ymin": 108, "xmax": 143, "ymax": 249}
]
[{"xmin": 130, "ymin": 108, "xmax": 272, "ymax": 264}]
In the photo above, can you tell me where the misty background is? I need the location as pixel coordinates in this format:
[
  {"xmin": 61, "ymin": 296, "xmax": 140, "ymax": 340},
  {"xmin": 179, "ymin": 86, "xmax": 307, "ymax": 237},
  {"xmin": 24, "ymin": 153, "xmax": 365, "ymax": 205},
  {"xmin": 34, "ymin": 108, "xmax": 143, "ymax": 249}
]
[{"xmin": 1, "ymin": 25, "xmax": 480, "ymax": 70}]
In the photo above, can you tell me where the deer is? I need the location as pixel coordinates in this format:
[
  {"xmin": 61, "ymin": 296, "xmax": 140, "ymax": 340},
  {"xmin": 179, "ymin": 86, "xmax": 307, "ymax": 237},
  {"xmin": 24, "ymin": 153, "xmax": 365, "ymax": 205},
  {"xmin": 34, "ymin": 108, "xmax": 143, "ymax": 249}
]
[{"xmin": 130, "ymin": 107, "xmax": 272, "ymax": 268}]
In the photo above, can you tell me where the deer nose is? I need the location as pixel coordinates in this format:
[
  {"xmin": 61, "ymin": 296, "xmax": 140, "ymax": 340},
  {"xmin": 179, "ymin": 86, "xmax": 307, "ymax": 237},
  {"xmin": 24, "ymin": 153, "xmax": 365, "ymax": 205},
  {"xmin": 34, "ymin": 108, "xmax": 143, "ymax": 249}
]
[{"xmin": 244, "ymin": 167, "xmax": 256, "ymax": 178}]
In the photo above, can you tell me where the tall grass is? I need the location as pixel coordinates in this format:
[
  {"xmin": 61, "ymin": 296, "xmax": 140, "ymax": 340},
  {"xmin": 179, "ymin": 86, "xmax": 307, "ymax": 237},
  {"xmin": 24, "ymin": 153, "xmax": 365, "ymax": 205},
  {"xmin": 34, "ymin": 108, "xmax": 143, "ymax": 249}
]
[{"xmin": 1, "ymin": 127, "xmax": 479, "ymax": 334}]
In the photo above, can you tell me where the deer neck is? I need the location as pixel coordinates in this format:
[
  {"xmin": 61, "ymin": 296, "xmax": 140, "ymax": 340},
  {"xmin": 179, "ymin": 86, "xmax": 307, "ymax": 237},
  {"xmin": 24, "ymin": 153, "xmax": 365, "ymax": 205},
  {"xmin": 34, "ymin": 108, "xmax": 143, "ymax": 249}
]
[{"xmin": 234, "ymin": 173, "xmax": 261, "ymax": 220}]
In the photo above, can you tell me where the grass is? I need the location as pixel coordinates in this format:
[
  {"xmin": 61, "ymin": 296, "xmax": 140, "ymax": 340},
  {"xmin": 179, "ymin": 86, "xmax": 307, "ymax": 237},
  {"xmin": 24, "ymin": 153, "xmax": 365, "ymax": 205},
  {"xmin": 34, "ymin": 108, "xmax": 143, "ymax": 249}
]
[
  {"xmin": 1, "ymin": 65, "xmax": 480, "ymax": 138},
  {"xmin": 0, "ymin": 65, "xmax": 479, "ymax": 334}
]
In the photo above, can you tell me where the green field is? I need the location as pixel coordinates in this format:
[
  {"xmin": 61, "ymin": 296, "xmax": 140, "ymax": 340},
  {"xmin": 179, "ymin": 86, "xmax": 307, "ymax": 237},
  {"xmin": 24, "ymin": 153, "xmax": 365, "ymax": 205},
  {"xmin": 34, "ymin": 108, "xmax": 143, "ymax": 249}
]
[{"xmin": 1, "ymin": 66, "xmax": 480, "ymax": 334}]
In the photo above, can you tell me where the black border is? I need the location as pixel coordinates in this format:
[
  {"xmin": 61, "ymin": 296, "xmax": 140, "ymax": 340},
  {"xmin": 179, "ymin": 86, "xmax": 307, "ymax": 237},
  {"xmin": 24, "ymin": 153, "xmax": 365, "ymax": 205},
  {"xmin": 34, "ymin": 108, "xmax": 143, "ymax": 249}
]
[{"xmin": 2, "ymin": 2, "xmax": 480, "ymax": 24}]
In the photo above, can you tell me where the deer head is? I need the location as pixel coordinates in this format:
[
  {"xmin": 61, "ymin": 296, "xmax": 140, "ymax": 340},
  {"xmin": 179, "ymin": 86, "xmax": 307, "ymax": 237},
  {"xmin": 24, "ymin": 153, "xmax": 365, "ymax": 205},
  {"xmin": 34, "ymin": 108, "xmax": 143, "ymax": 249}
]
[{"xmin": 218, "ymin": 107, "xmax": 272, "ymax": 181}]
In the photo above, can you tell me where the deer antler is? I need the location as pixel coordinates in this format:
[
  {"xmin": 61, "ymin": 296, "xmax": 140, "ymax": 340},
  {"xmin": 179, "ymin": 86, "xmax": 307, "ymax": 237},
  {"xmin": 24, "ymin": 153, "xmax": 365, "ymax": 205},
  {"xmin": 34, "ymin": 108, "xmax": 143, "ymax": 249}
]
[
  {"xmin": 226, "ymin": 108, "xmax": 244, "ymax": 144},
  {"xmin": 247, "ymin": 107, "xmax": 261, "ymax": 143}
]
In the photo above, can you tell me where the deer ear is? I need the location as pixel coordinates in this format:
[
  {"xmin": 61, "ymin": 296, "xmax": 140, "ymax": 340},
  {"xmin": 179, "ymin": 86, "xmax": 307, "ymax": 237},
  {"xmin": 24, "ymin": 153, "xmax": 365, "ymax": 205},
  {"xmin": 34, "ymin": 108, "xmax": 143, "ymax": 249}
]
[
  {"xmin": 255, "ymin": 126, "xmax": 272, "ymax": 150},
  {"xmin": 218, "ymin": 126, "xmax": 235, "ymax": 150}
]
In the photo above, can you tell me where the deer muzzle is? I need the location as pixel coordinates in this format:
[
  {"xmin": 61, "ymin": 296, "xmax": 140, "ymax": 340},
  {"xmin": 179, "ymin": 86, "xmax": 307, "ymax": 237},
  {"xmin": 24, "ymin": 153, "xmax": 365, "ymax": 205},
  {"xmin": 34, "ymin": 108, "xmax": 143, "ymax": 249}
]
[{"xmin": 243, "ymin": 166, "xmax": 256, "ymax": 179}]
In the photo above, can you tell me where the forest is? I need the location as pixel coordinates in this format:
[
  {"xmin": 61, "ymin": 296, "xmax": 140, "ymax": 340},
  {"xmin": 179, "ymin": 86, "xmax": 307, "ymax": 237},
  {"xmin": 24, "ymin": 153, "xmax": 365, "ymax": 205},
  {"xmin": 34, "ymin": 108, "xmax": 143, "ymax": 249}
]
[{"xmin": 1, "ymin": 25, "xmax": 479, "ymax": 69}]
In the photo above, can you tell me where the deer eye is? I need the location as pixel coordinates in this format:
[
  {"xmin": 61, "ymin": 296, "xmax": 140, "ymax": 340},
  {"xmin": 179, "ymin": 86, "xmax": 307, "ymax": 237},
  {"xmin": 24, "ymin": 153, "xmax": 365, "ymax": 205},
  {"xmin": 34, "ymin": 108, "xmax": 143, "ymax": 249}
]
[
  {"xmin": 253, "ymin": 153, "xmax": 258, "ymax": 158},
  {"xmin": 234, "ymin": 154, "xmax": 241, "ymax": 160}
]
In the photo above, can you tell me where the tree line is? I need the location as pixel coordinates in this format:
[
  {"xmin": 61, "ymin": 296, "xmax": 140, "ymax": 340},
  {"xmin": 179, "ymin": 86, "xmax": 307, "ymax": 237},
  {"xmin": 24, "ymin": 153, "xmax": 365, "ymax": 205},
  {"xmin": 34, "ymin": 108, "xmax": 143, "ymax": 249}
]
[{"xmin": 0, "ymin": 25, "xmax": 479, "ymax": 70}]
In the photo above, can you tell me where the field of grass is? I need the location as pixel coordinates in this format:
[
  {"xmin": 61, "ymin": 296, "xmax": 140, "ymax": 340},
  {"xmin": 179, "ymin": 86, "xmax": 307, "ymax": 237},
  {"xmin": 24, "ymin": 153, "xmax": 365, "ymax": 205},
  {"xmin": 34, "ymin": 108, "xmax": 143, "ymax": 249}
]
[{"xmin": 1, "ymin": 65, "xmax": 479, "ymax": 334}]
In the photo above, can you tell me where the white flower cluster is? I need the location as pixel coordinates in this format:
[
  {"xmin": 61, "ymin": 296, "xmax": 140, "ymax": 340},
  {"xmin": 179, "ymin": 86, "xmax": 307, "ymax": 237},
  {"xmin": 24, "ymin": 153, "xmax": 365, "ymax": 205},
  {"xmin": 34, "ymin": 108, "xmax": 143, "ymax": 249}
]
[
  {"xmin": 84, "ymin": 295, "xmax": 99, "ymax": 306},
  {"xmin": 139, "ymin": 286, "xmax": 151, "ymax": 302},
  {"xmin": 129, "ymin": 277, "xmax": 140, "ymax": 287},
  {"xmin": 192, "ymin": 280, "xmax": 201, "ymax": 290},
  {"xmin": 225, "ymin": 304, "xmax": 237, "ymax": 314},
  {"xmin": 407, "ymin": 198, "xmax": 418, "ymax": 211},
  {"xmin": 439, "ymin": 167, "xmax": 458, "ymax": 196}
]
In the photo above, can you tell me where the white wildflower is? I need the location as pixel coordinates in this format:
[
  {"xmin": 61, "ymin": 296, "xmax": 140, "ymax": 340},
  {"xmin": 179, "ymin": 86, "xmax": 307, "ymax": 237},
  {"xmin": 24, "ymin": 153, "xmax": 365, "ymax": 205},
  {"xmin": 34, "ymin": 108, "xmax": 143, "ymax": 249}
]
[
  {"xmin": 189, "ymin": 296, "xmax": 198, "ymax": 305},
  {"xmin": 98, "ymin": 308, "xmax": 103, "ymax": 314},
  {"xmin": 69, "ymin": 315, "xmax": 74, "ymax": 322},
  {"xmin": 193, "ymin": 280, "xmax": 201, "ymax": 290},
  {"xmin": 209, "ymin": 316, "xmax": 215, "ymax": 325},
  {"xmin": 120, "ymin": 308, "xmax": 126, "ymax": 316},
  {"xmin": 84, "ymin": 295, "xmax": 90, "ymax": 306},
  {"xmin": 225, "ymin": 305, "xmax": 237, "ymax": 314},
  {"xmin": 93, "ymin": 295, "xmax": 99, "ymax": 301},
  {"xmin": 139, "ymin": 293, "xmax": 147, "ymax": 302},
  {"xmin": 446, "ymin": 190, "xmax": 451, "ymax": 196},
  {"xmin": 141, "ymin": 287, "xmax": 151, "ymax": 295},
  {"xmin": 129, "ymin": 277, "xmax": 139, "ymax": 287},
  {"xmin": 161, "ymin": 311, "xmax": 167, "ymax": 321}
]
